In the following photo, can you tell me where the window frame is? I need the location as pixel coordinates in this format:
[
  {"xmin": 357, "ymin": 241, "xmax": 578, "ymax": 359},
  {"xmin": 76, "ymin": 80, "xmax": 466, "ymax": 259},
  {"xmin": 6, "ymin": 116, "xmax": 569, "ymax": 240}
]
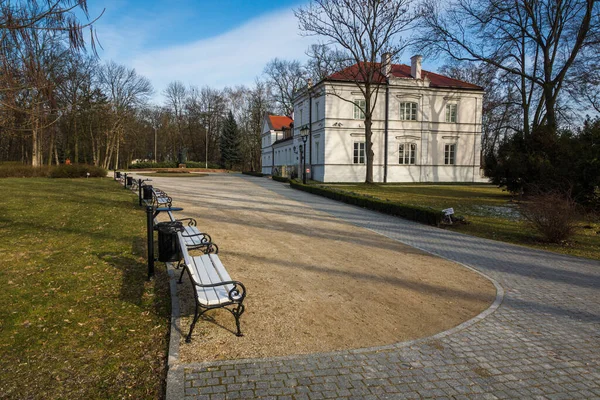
[
  {"xmin": 445, "ymin": 104, "xmax": 457, "ymax": 123},
  {"xmin": 353, "ymin": 141, "xmax": 365, "ymax": 164},
  {"xmin": 353, "ymin": 99, "xmax": 366, "ymax": 120},
  {"xmin": 399, "ymin": 143, "xmax": 417, "ymax": 165},
  {"xmin": 399, "ymin": 102, "xmax": 418, "ymax": 121},
  {"xmin": 444, "ymin": 143, "xmax": 456, "ymax": 165}
]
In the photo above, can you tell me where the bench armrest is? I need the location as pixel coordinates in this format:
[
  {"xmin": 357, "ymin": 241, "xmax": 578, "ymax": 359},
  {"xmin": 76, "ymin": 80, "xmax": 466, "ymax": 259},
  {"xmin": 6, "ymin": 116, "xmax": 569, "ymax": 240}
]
[
  {"xmin": 153, "ymin": 196, "xmax": 172, "ymax": 207},
  {"xmin": 192, "ymin": 279, "xmax": 246, "ymax": 303},
  {"xmin": 175, "ymin": 217, "xmax": 197, "ymax": 227},
  {"xmin": 188, "ymin": 242, "xmax": 219, "ymax": 254},
  {"xmin": 181, "ymin": 231, "xmax": 211, "ymax": 241}
]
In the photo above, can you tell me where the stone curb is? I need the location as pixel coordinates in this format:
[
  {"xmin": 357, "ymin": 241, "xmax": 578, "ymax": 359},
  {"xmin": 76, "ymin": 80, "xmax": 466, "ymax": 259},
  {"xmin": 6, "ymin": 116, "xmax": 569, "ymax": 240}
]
[{"xmin": 165, "ymin": 265, "xmax": 184, "ymax": 400}]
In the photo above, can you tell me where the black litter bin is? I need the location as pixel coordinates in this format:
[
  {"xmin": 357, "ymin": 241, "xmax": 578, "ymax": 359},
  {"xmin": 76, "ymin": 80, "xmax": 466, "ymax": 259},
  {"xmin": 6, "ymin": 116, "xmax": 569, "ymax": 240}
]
[
  {"xmin": 126, "ymin": 176, "xmax": 133, "ymax": 186},
  {"xmin": 143, "ymin": 185, "xmax": 153, "ymax": 200},
  {"xmin": 116, "ymin": 171, "xmax": 122, "ymax": 179},
  {"xmin": 155, "ymin": 221, "xmax": 184, "ymax": 262}
]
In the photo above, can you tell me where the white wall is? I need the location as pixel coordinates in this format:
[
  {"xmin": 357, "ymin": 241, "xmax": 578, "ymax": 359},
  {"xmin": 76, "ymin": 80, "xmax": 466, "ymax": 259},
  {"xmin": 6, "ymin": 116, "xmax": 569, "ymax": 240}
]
[{"xmin": 293, "ymin": 79, "xmax": 485, "ymax": 183}]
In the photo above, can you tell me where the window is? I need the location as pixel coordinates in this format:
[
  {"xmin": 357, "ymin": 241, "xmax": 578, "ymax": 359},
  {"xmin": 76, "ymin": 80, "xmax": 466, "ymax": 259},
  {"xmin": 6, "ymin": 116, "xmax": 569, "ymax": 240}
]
[
  {"xmin": 315, "ymin": 101, "xmax": 320, "ymax": 120},
  {"xmin": 298, "ymin": 108, "xmax": 303, "ymax": 126},
  {"xmin": 399, "ymin": 143, "xmax": 416, "ymax": 164},
  {"xmin": 399, "ymin": 102, "xmax": 418, "ymax": 121},
  {"xmin": 353, "ymin": 99, "xmax": 365, "ymax": 120},
  {"xmin": 353, "ymin": 142, "xmax": 365, "ymax": 164},
  {"xmin": 315, "ymin": 141, "xmax": 320, "ymax": 164},
  {"xmin": 446, "ymin": 104, "xmax": 457, "ymax": 123},
  {"xmin": 445, "ymin": 144, "xmax": 456, "ymax": 165}
]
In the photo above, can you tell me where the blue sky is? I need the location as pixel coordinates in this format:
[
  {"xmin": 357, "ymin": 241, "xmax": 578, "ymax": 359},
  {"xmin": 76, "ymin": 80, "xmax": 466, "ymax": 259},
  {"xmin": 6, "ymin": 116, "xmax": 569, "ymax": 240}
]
[
  {"xmin": 84, "ymin": 1, "xmax": 437, "ymax": 104},
  {"xmin": 85, "ymin": 0, "xmax": 312, "ymax": 102}
]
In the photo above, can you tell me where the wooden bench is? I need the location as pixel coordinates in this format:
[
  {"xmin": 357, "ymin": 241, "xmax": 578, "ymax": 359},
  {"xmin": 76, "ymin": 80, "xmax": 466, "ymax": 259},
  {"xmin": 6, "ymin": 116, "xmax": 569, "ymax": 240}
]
[{"xmin": 176, "ymin": 230, "xmax": 246, "ymax": 342}]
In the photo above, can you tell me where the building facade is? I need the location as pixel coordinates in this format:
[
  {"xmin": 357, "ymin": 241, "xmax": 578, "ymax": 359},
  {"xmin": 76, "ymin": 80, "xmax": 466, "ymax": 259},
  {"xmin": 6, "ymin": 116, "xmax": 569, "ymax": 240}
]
[
  {"xmin": 261, "ymin": 115, "xmax": 294, "ymax": 176},
  {"xmin": 285, "ymin": 55, "xmax": 486, "ymax": 183}
]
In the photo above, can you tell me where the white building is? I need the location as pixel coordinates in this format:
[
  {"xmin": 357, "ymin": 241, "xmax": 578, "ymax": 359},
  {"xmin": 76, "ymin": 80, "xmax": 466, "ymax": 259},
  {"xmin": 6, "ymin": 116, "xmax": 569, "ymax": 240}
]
[
  {"xmin": 261, "ymin": 115, "xmax": 295, "ymax": 176},
  {"xmin": 278, "ymin": 55, "xmax": 486, "ymax": 183}
]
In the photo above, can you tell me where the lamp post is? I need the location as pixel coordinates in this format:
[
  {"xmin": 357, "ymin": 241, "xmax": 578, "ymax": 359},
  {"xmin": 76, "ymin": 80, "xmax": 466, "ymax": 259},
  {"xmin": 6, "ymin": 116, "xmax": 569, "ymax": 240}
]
[
  {"xmin": 154, "ymin": 126, "xmax": 157, "ymax": 164},
  {"xmin": 300, "ymin": 125, "xmax": 309, "ymax": 184}
]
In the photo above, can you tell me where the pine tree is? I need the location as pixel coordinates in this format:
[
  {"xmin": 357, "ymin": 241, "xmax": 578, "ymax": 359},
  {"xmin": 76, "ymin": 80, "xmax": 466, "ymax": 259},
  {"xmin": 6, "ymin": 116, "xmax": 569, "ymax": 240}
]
[{"xmin": 220, "ymin": 111, "xmax": 241, "ymax": 169}]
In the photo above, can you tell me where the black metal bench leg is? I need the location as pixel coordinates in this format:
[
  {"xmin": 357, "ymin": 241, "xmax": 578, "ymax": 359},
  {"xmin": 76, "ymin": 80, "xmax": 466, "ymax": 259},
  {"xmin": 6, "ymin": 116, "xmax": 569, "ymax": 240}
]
[
  {"xmin": 178, "ymin": 267, "xmax": 186, "ymax": 284},
  {"xmin": 232, "ymin": 304, "xmax": 245, "ymax": 337},
  {"xmin": 186, "ymin": 303, "xmax": 205, "ymax": 343}
]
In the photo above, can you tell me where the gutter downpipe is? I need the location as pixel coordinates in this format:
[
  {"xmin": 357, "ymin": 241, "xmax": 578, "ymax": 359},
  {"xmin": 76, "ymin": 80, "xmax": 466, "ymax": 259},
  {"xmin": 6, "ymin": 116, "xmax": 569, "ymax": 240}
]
[{"xmin": 384, "ymin": 77, "xmax": 389, "ymax": 183}]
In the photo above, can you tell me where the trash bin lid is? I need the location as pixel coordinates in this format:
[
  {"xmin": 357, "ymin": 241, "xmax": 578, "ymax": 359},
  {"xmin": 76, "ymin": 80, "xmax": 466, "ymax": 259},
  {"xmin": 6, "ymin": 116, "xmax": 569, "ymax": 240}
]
[{"xmin": 154, "ymin": 221, "xmax": 184, "ymax": 233}]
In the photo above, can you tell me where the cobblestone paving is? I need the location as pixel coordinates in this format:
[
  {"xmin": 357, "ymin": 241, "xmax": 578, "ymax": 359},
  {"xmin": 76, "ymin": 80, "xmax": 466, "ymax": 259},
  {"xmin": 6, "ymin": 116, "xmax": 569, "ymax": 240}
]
[{"xmin": 174, "ymin": 175, "xmax": 600, "ymax": 400}]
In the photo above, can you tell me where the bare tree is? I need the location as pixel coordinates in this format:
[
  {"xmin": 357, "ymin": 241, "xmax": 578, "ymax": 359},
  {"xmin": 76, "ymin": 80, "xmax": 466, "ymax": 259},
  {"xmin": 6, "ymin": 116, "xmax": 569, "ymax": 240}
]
[
  {"xmin": 439, "ymin": 61, "xmax": 522, "ymax": 161},
  {"xmin": 305, "ymin": 43, "xmax": 349, "ymax": 81},
  {"xmin": 263, "ymin": 58, "xmax": 306, "ymax": 115},
  {"xmin": 296, "ymin": 0, "xmax": 417, "ymax": 183},
  {"xmin": 163, "ymin": 80, "xmax": 187, "ymax": 149},
  {"xmin": 0, "ymin": 0, "xmax": 102, "ymax": 53},
  {"xmin": 418, "ymin": 0, "xmax": 599, "ymax": 135},
  {"xmin": 97, "ymin": 61, "xmax": 152, "ymax": 169}
]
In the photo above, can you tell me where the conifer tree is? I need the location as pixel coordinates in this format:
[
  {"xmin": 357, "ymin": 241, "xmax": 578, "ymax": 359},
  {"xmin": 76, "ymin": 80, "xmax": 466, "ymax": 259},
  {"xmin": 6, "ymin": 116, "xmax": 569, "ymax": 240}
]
[{"xmin": 220, "ymin": 111, "xmax": 241, "ymax": 169}]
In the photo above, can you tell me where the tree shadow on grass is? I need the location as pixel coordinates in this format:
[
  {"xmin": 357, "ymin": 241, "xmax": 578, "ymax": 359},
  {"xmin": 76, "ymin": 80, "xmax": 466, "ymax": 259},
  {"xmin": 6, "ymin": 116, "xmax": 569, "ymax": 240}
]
[{"xmin": 94, "ymin": 236, "xmax": 170, "ymax": 320}]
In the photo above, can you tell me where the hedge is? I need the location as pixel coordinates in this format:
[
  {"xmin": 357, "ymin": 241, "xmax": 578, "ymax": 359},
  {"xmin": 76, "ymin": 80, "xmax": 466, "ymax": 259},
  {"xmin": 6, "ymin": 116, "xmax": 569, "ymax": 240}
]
[
  {"xmin": 49, "ymin": 164, "xmax": 107, "ymax": 178},
  {"xmin": 128, "ymin": 161, "xmax": 222, "ymax": 169},
  {"xmin": 0, "ymin": 163, "xmax": 106, "ymax": 178},
  {"xmin": 289, "ymin": 180, "xmax": 444, "ymax": 226},
  {"xmin": 242, "ymin": 171, "xmax": 264, "ymax": 177},
  {"xmin": 272, "ymin": 175, "xmax": 290, "ymax": 183}
]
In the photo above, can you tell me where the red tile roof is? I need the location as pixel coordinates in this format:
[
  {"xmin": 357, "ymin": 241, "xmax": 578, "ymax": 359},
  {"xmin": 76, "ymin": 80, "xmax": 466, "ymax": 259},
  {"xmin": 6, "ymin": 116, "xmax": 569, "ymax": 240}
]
[
  {"xmin": 327, "ymin": 62, "xmax": 483, "ymax": 90},
  {"xmin": 268, "ymin": 115, "xmax": 293, "ymax": 131}
]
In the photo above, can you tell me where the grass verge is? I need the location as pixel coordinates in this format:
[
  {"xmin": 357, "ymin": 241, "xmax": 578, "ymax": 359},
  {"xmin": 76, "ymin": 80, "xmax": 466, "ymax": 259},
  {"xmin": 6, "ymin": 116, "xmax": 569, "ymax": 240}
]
[
  {"xmin": 318, "ymin": 183, "xmax": 600, "ymax": 260},
  {"xmin": 0, "ymin": 178, "xmax": 170, "ymax": 399}
]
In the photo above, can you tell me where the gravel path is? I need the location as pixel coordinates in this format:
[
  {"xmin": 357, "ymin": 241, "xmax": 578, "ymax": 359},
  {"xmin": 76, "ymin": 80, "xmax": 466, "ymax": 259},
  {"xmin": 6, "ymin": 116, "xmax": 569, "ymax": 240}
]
[{"xmin": 155, "ymin": 174, "xmax": 600, "ymax": 400}]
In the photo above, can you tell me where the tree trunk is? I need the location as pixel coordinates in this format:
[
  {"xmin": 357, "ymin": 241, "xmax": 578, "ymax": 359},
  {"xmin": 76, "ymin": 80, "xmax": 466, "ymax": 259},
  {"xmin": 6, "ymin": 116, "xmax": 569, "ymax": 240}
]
[
  {"xmin": 89, "ymin": 122, "xmax": 98, "ymax": 166},
  {"xmin": 48, "ymin": 129, "xmax": 55, "ymax": 166},
  {"xmin": 114, "ymin": 136, "xmax": 120, "ymax": 170},
  {"xmin": 365, "ymin": 116, "xmax": 374, "ymax": 183},
  {"xmin": 543, "ymin": 84, "xmax": 557, "ymax": 134},
  {"xmin": 32, "ymin": 126, "xmax": 39, "ymax": 167},
  {"xmin": 74, "ymin": 118, "xmax": 78, "ymax": 163}
]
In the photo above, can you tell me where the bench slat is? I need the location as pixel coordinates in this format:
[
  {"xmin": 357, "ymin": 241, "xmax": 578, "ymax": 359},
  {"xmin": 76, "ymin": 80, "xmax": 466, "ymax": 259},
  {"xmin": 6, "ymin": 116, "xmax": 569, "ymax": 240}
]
[
  {"xmin": 182, "ymin": 226, "xmax": 204, "ymax": 246},
  {"xmin": 193, "ymin": 256, "xmax": 222, "ymax": 306},
  {"xmin": 201, "ymin": 254, "xmax": 233, "ymax": 302},
  {"xmin": 207, "ymin": 254, "xmax": 235, "ymax": 294}
]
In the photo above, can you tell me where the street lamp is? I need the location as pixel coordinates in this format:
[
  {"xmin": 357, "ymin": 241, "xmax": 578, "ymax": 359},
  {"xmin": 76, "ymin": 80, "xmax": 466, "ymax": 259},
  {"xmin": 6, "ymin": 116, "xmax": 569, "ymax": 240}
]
[{"xmin": 300, "ymin": 125, "xmax": 309, "ymax": 184}]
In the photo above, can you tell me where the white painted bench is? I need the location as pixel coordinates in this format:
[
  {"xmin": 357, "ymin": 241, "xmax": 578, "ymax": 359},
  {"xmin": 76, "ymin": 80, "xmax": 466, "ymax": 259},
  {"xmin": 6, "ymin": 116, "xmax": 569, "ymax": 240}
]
[
  {"xmin": 176, "ymin": 230, "xmax": 245, "ymax": 342},
  {"xmin": 166, "ymin": 211, "xmax": 214, "ymax": 251},
  {"xmin": 141, "ymin": 187, "xmax": 172, "ymax": 208}
]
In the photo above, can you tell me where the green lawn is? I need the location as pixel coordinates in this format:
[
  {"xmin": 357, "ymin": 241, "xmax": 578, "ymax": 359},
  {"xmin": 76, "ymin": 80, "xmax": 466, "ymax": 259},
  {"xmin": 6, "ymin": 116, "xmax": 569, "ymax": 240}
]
[
  {"xmin": 320, "ymin": 183, "xmax": 600, "ymax": 260},
  {"xmin": 0, "ymin": 178, "xmax": 170, "ymax": 399}
]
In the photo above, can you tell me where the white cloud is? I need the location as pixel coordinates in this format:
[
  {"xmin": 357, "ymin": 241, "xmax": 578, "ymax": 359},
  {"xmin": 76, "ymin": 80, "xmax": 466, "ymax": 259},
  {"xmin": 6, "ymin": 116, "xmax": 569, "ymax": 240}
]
[{"xmin": 98, "ymin": 7, "xmax": 314, "ymax": 103}]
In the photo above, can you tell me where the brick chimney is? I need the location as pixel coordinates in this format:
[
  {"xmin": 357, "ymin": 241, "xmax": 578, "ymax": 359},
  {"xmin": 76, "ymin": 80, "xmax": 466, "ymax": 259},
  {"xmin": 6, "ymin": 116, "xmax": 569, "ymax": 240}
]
[
  {"xmin": 381, "ymin": 52, "xmax": 392, "ymax": 78},
  {"xmin": 410, "ymin": 55, "xmax": 422, "ymax": 79}
]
